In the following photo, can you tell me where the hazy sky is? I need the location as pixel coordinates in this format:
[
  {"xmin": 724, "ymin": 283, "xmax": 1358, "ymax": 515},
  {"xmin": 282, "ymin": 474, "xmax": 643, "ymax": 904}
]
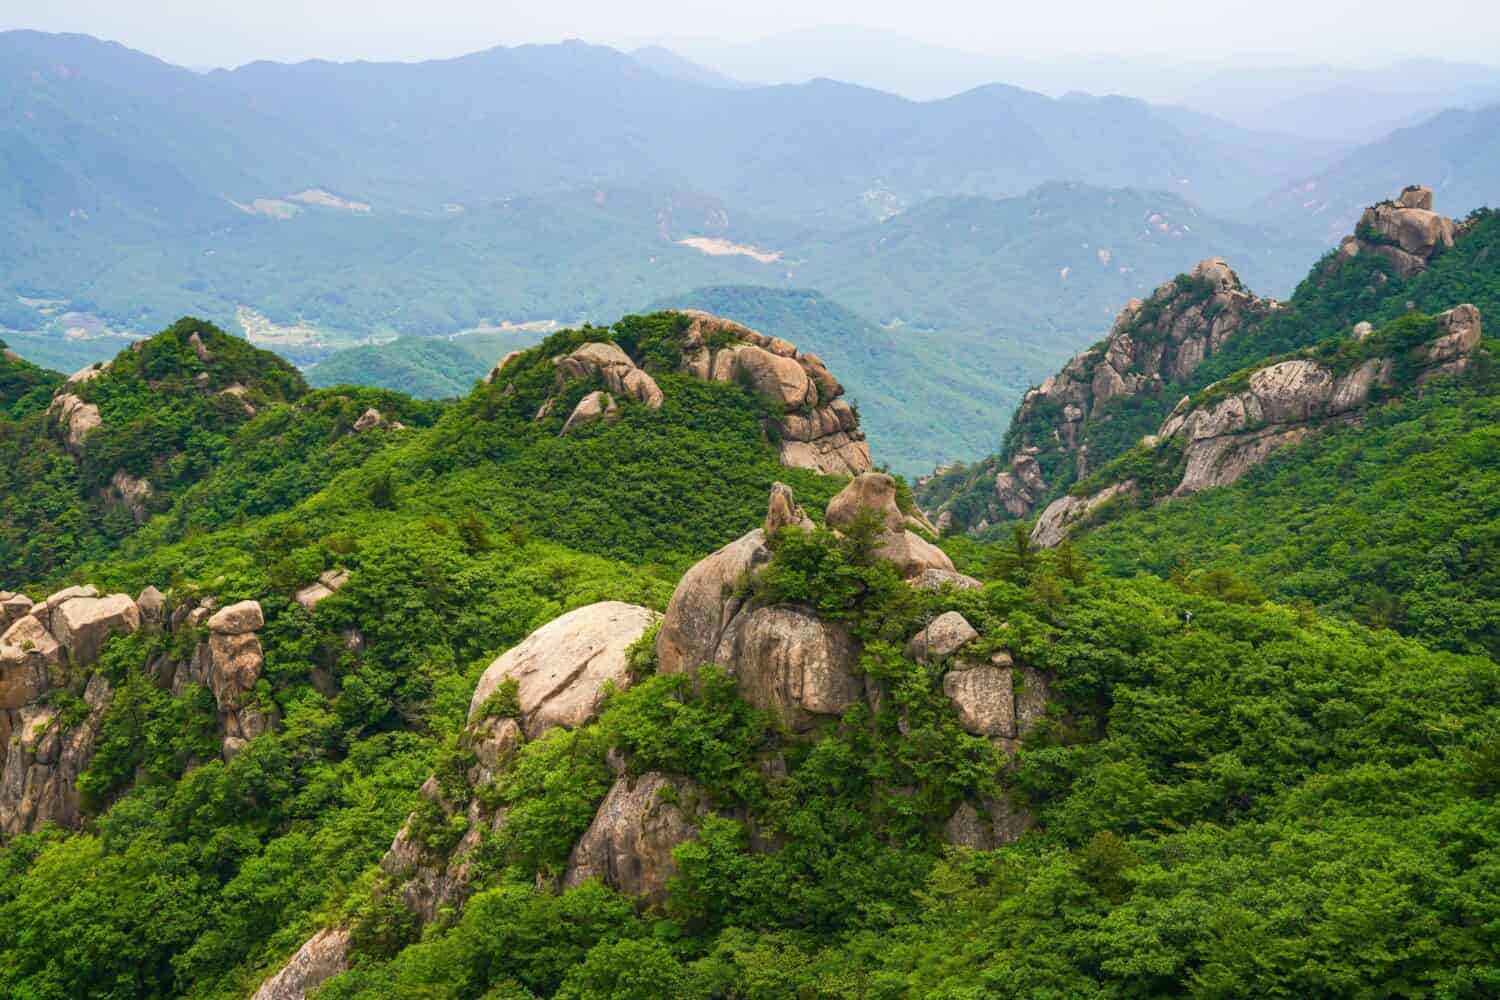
[{"xmin": 4, "ymin": 0, "xmax": 1497, "ymax": 70}]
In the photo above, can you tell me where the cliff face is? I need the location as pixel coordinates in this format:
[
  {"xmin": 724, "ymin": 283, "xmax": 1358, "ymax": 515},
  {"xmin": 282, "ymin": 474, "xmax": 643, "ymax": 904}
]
[
  {"xmin": 1030, "ymin": 303, "xmax": 1484, "ymax": 546},
  {"xmin": 1, "ymin": 587, "xmax": 275, "ymax": 837},
  {"xmin": 949, "ymin": 257, "xmax": 1275, "ymax": 528}
]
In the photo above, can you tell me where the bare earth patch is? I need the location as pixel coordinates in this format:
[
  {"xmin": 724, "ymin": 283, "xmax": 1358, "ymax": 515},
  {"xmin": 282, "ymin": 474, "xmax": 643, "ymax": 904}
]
[{"xmin": 677, "ymin": 237, "xmax": 782, "ymax": 264}]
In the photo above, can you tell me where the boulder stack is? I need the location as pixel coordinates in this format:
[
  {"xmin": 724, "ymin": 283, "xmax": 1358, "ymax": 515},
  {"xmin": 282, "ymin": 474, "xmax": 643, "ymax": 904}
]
[{"xmin": 1340, "ymin": 185, "xmax": 1456, "ymax": 279}]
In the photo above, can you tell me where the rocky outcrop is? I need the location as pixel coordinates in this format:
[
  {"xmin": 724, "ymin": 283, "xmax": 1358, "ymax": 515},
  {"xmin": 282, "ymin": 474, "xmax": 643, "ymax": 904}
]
[
  {"xmin": 46, "ymin": 393, "xmax": 102, "ymax": 457},
  {"xmin": 522, "ymin": 312, "xmax": 874, "ymax": 476},
  {"xmin": 676, "ymin": 312, "xmax": 872, "ymax": 476},
  {"xmin": 555, "ymin": 342, "xmax": 665, "ymax": 410},
  {"xmin": 943, "ymin": 795, "xmax": 1035, "ymax": 850},
  {"xmin": 560, "ymin": 390, "xmax": 620, "ymax": 435},
  {"xmin": 656, "ymin": 529, "xmax": 771, "ymax": 677},
  {"xmin": 764, "ymin": 481, "xmax": 815, "ymax": 534},
  {"xmin": 294, "ymin": 569, "xmax": 351, "ymax": 611},
  {"xmin": 825, "ymin": 473, "xmax": 955, "ymax": 579},
  {"xmin": 249, "ymin": 927, "xmax": 350, "ymax": 1000},
  {"xmin": 711, "ymin": 605, "xmax": 864, "ymax": 732},
  {"xmin": 908, "ymin": 568, "xmax": 984, "ymax": 592},
  {"xmin": 1340, "ymin": 186, "xmax": 1456, "ymax": 279},
  {"xmin": 468, "ymin": 602, "xmax": 659, "ymax": 740},
  {"xmin": 905, "ymin": 611, "xmax": 979, "ymax": 663},
  {"xmin": 934, "ymin": 258, "xmax": 1275, "ymax": 531},
  {"xmin": 1032, "ymin": 303, "xmax": 1484, "ymax": 545},
  {"xmin": 1030, "ymin": 480, "xmax": 1141, "ymax": 547},
  {"xmin": 0, "ymin": 582, "xmax": 160, "ymax": 836},
  {"xmin": 562, "ymin": 771, "xmax": 705, "ymax": 907}
]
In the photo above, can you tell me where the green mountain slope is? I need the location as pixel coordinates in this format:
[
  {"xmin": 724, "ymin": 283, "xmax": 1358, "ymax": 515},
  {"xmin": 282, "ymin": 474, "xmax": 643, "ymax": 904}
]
[
  {"xmin": 3, "ymin": 182, "xmax": 1500, "ymax": 1000},
  {"xmin": 920, "ymin": 194, "xmax": 1498, "ymax": 531}
]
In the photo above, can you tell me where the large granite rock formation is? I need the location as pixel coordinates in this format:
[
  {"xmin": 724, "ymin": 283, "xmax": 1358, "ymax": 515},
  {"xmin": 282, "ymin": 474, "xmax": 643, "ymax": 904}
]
[
  {"xmin": 249, "ymin": 927, "xmax": 351, "ymax": 1000},
  {"xmin": 824, "ymin": 473, "xmax": 955, "ymax": 579},
  {"xmin": 676, "ymin": 311, "xmax": 872, "ymax": 476},
  {"xmin": 1340, "ymin": 186, "xmax": 1457, "ymax": 279},
  {"xmin": 562, "ymin": 771, "xmax": 706, "ymax": 907},
  {"xmin": 468, "ymin": 602, "xmax": 659, "ymax": 739},
  {"xmin": 1031, "ymin": 303, "xmax": 1484, "ymax": 546},
  {"xmin": 935, "ymin": 257, "xmax": 1275, "ymax": 530}
]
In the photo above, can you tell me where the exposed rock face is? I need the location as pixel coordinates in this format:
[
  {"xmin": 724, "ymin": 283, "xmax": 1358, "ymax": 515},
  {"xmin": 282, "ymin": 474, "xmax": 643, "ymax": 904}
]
[
  {"xmin": 1031, "ymin": 481, "xmax": 1140, "ymax": 548},
  {"xmin": 208, "ymin": 599, "xmax": 265, "ymax": 635},
  {"xmin": 249, "ymin": 927, "xmax": 350, "ymax": 1000},
  {"xmin": 938, "ymin": 257, "xmax": 1274, "ymax": 531},
  {"xmin": 562, "ymin": 772, "xmax": 705, "ymax": 907},
  {"xmin": 468, "ymin": 602, "xmax": 659, "ymax": 739},
  {"xmin": 0, "ymin": 616, "xmax": 64, "ymax": 710},
  {"xmin": 49, "ymin": 593, "xmax": 141, "ymax": 668},
  {"xmin": 908, "ymin": 568, "xmax": 984, "ymax": 592},
  {"xmin": 711, "ymin": 605, "xmax": 863, "ymax": 732},
  {"xmin": 560, "ymin": 390, "xmax": 620, "ymax": 435},
  {"xmin": 0, "ymin": 675, "xmax": 112, "ymax": 838},
  {"xmin": 675, "ymin": 311, "xmax": 873, "ymax": 476},
  {"xmin": 1340, "ymin": 186, "xmax": 1457, "ymax": 279},
  {"xmin": 764, "ymin": 481, "xmax": 815, "ymax": 534},
  {"xmin": 66, "ymin": 361, "xmax": 111, "ymax": 386},
  {"xmin": 352, "ymin": 407, "xmax": 386, "ymax": 432},
  {"xmin": 485, "ymin": 350, "xmax": 524, "ymax": 384},
  {"xmin": 555, "ymin": 342, "xmax": 665, "ymax": 410},
  {"xmin": 105, "ymin": 469, "xmax": 154, "ymax": 524},
  {"xmin": 294, "ymin": 569, "xmax": 351, "ymax": 611},
  {"xmin": 1033, "ymin": 303, "xmax": 1483, "ymax": 545},
  {"xmin": 906, "ymin": 611, "xmax": 979, "ymax": 663},
  {"xmin": 943, "ymin": 795, "xmax": 1035, "ymax": 850},
  {"xmin": 46, "ymin": 393, "xmax": 102, "ymax": 457},
  {"xmin": 825, "ymin": 473, "xmax": 955, "ymax": 579},
  {"xmin": 656, "ymin": 529, "xmax": 770, "ymax": 677}
]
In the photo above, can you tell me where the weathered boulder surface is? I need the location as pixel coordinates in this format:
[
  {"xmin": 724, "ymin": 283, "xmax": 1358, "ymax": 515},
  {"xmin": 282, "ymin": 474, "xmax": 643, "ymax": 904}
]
[
  {"xmin": 561, "ymin": 390, "xmax": 620, "ymax": 435},
  {"xmin": 294, "ymin": 569, "xmax": 351, "ymax": 611},
  {"xmin": 1031, "ymin": 480, "xmax": 1140, "ymax": 548},
  {"xmin": 468, "ymin": 602, "xmax": 659, "ymax": 739},
  {"xmin": 0, "ymin": 616, "xmax": 64, "ymax": 709},
  {"xmin": 764, "ymin": 481, "xmax": 815, "ymax": 534},
  {"xmin": 46, "ymin": 393, "xmax": 102, "ymax": 457},
  {"xmin": 1340, "ymin": 186, "xmax": 1457, "ymax": 279},
  {"xmin": 555, "ymin": 342, "xmax": 665, "ymax": 410},
  {"xmin": 50, "ymin": 593, "xmax": 141, "ymax": 668},
  {"xmin": 563, "ymin": 772, "xmax": 705, "ymax": 907},
  {"xmin": 825, "ymin": 473, "xmax": 955, "ymax": 579},
  {"xmin": 656, "ymin": 529, "xmax": 770, "ymax": 677},
  {"xmin": 250, "ymin": 927, "xmax": 350, "ymax": 1000},
  {"xmin": 943, "ymin": 795, "xmax": 1035, "ymax": 850},
  {"xmin": 906, "ymin": 611, "xmax": 979, "ymax": 663},
  {"xmin": 908, "ymin": 568, "xmax": 984, "ymax": 592},
  {"xmin": 712, "ymin": 605, "xmax": 863, "ymax": 732}
]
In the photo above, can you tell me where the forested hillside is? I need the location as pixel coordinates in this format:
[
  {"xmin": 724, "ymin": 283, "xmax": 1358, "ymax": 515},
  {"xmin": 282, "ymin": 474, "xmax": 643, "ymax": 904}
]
[
  {"xmin": 2, "ymin": 218, "xmax": 1499, "ymax": 999},
  {"xmin": 920, "ymin": 192, "xmax": 1498, "ymax": 529}
]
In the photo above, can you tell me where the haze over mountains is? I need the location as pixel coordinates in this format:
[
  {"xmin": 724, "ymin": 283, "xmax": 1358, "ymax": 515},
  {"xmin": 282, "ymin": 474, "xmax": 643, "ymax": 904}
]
[{"xmin": 2, "ymin": 26, "xmax": 1498, "ymax": 470}]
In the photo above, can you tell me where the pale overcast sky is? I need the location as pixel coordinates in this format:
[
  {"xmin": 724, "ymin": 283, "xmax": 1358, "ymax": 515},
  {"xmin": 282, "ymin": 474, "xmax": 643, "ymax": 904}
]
[{"xmin": 3, "ymin": 0, "xmax": 1496, "ymax": 70}]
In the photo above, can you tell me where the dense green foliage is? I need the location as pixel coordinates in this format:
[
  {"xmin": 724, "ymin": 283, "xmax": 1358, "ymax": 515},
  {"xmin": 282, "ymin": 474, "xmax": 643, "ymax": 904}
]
[
  {"xmin": 1083, "ymin": 356, "xmax": 1500, "ymax": 658},
  {"xmin": 3, "ymin": 207, "xmax": 1500, "ymax": 999}
]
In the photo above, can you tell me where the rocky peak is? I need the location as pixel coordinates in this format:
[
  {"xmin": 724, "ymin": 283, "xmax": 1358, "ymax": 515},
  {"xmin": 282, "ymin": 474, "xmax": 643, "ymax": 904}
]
[
  {"xmin": 513, "ymin": 311, "xmax": 874, "ymax": 478},
  {"xmin": 939, "ymin": 256, "xmax": 1274, "ymax": 531},
  {"xmin": 1340, "ymin": 185, "xmax": 1456, "ymax": 279},
  {"xmin": 1031, "ymin": 303, "xmax": 1484, "ymax": 546}
]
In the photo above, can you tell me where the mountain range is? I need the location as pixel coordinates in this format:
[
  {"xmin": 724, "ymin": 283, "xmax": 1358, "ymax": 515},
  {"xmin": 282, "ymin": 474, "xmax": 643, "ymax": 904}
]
[{"xmin": 2, "ymin": 28, "xmax": 1499, "ymax": 475}]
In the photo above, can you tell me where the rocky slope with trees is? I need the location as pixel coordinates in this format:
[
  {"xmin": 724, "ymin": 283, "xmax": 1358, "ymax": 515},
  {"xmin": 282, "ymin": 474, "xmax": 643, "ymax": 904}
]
[{"xmin": 1, "ymin": 197, "xmax": 1498, "ymax": 999}]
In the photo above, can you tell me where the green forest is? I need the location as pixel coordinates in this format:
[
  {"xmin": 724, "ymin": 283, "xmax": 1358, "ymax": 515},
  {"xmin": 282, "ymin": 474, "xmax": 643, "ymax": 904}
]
[{"xmin": 1, "ymin": 197, "xmax": 1498, "ymax": 1000}]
